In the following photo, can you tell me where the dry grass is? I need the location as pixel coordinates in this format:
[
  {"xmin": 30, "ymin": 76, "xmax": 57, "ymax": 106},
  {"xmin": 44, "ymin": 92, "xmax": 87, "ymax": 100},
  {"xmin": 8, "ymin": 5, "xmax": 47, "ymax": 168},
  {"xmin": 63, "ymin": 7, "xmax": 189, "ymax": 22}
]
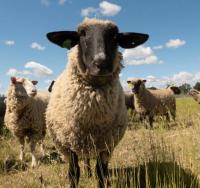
[{"xmin": 0, "ymin": 97, "xmax": 200, "ymax": 187}]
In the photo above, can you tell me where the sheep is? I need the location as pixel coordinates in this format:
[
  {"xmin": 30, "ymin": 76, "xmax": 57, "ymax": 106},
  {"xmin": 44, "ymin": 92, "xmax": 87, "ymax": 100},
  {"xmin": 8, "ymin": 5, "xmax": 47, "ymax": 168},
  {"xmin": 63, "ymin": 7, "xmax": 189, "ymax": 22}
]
[
  {"xmin": 46, "ymin": 18, "xmax": 149, "ymax": 187},
  {"xmin": 4, "ymin": 77, "xmax": 49, "ymax": 167},
  {"xmin": 188, "ymin": 89, "xmax": 200, "ymax": 104},
  {"xmin": 127, "ymin": 78, "xmax": 180, "ymax": 128}
]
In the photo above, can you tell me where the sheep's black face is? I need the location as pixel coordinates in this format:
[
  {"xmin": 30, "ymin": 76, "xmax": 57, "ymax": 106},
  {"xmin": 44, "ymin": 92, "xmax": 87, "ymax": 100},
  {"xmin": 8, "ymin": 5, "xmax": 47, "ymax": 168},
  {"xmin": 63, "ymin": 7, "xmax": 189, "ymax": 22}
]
[
  {"xmin": 78, "ymin": 24, "xmax": 118, "ymax": 76},
  {"xmin": 132, "ymin": 81, "xmax": 142, "ymax": 94},
  {"xmin": 127, "ymin": 79, "xmax": 146, "ymax": 94}
]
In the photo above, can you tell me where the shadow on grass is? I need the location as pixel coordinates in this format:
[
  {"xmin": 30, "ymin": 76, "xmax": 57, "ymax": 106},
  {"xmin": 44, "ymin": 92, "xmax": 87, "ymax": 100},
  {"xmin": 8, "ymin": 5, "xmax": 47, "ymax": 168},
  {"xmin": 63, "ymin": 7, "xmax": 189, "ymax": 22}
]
[
  {"xmin": 0, "ymin": 151, "xmax": 64, "ymax": 174},
  {"xmin": 109, "ymin": 161, "xmax": 199, "ymax": 188},
  {"xmin": 0, "ymin": 159, "xmax": 28, "ymax": 174},
  {"xmin": 39, "ymin": 151, "xmax": 64, "ymax": 165}
]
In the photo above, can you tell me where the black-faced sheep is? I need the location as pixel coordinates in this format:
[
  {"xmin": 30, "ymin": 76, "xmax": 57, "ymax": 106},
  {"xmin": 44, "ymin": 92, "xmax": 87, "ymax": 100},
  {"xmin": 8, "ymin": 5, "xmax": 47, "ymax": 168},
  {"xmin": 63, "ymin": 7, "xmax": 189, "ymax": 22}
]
[
  {"xmin": 4, "ymin": 77, "xmax": 49, "ymax": 167},
  {"xmin": 46, "ymin": 18, "xmax": 148, "ymax": 187},
  {"xmin": 189, "ymin": 89, "xmax": 200, "ymax": 104},
  {"xmin": 127, "ymin": 79, "xmax": 180, "ymax": 128}
]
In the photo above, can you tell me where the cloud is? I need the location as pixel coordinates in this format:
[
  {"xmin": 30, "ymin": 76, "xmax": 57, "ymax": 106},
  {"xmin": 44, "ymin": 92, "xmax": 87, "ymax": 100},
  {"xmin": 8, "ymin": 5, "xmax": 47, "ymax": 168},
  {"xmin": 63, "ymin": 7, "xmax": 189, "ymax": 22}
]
[
  {"xmin": 4, "ymin": 40, "xmax": 15, "ymax": 46},
  {"xmin": 7, "ymin": 68, "xmax": 31, "ymax": 76},
  {"xmin": 31, "ymin": 42, "xmax": 45, "ymax": 51},
  {"xmin": 165, "ymin": 39, "xmax": 186, "ymax": 48},
  {"xmin": 25, "ymin": 61, "xmax": 53, "ymax": 77},
  {"xmin": 124, "ymin": 71, "xmax": 200, "ymax": 90},
  {"xmin": 81, "ymin": 7, "xmax": 98, "ymax": 17},
  {"xmin": 123, "ymin": 46, "xmax": 163, "ymax": 65},
  {"xmin": 81, "ymin": 1, "xmax": 121, "ymax": 17},
  {"xmin": 41, "ymin": 0, "xmax": 67, "ymax": 6},
  {"xmin": 153, "ymin": 45, "xmax": 163, "ymax": 50},
  {"xmin": 99, "ymin": 1, "xmax": 121, "ymax": 16},
  {"xmin": 145, "ymin": 72, "xmax": 200, "ymax": 88},
  {"xmin": 7, "ymin": 62, "xmax": 53, "ymax": 78}
]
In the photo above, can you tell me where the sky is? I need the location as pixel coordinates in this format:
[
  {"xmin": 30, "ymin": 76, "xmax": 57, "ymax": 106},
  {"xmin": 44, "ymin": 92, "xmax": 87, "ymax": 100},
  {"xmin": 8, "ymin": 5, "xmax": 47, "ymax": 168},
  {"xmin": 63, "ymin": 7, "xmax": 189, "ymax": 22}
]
[{"xmin": 0, "ymin": 0, "xmax": 200, "ymax": 93}]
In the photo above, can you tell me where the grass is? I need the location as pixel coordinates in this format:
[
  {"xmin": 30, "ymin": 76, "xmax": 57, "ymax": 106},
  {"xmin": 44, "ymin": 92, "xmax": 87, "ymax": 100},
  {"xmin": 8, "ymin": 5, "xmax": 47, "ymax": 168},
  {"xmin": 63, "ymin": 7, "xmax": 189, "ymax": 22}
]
[{"xmin": 0, "ymin": 97, "xmax": 200, "ymax": 187}]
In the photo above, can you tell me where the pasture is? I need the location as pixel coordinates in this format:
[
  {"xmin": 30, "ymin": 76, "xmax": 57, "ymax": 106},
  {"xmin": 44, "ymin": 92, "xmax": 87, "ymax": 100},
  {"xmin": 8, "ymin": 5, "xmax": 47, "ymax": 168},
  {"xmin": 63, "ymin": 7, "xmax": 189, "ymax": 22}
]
[{"xmin": 0, "ymin": 97, "xmax": 200, "ymax": 188}]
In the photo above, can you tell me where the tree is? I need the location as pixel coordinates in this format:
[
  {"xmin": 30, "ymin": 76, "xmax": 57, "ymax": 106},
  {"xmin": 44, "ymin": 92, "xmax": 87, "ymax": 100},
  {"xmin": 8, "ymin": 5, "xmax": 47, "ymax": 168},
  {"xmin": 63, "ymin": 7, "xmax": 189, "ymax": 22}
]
[
  {"xmin": 193, "ymin": 82, "xmax": 200, "ymax": 91},
  {"xmin": 179, "ymin": 83, "xmax": 192, "ymax": 94}
]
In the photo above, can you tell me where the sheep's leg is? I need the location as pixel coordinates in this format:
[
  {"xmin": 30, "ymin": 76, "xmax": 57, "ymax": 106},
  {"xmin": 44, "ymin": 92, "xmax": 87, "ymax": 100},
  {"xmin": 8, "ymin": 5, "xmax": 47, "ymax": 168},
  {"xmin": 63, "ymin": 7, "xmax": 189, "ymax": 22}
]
[
  {"xmin": 68, "ymin": 150, "xmax": 80, "ymax": 188},
  {"xmin": 149, "ymin": 116, "xmax": 154, "ymax": 128},
  {"xmin": 171, "ymin": 111, "xmax": 176, "ymax": 121},
  {"xmin": 166, "ymin": 113, "xmax": 170, "ymax": 122},
  {"xmin": 18, "ymin": 137, "xmax": 25, "ymax": 161},
  {"xmin": 84, "ymin": 158, "xmax": 92, "ymax": 178},
  {"xmin": 96, "ymin": 151, "xmax": 110, "ymax": 188},
  {"xmin": 30, "ymin": 141, "xmax": 37, "ymax": 168},
  {"xmin": 40, "ymin": 141, "xmax": 45, "ymax": 157}
]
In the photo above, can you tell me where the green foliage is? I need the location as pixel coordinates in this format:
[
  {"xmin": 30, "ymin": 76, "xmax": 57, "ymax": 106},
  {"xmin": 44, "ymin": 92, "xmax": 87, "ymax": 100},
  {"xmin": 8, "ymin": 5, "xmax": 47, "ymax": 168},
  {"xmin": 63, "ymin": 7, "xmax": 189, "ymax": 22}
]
[
  {"xmin": 194, "ymin": 82, "xmax": 200, "ymax": 91},
  {"xmin": 179, "ymin": 83, "xmax": 192, "ymax": 94}
]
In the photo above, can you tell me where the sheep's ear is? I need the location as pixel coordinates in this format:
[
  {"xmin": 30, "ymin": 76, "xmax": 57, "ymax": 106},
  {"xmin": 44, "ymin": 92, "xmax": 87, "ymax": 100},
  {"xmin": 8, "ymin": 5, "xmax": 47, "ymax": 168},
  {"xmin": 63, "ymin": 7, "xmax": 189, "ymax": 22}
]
[
  {"xmin": 11, "ymin": 77, "xmax": 17, "ymax": 84},
  {"xmin": 127, "ymin": 80, "xmax": 131, "ymax": 84},
  {"xmin": 32, "ymin": 80, "xmax": 38, "ymax": 85},
  {"xmin": 117, "ymin": 32, "xmax": 149, "ymax": 49},
  {"xmin": 142, "ymin": 79, "xmax": 147, "ymax": 83},
  {"xmin": 46, "ymin": 31, "xmax": 79, "ymax": 49}
]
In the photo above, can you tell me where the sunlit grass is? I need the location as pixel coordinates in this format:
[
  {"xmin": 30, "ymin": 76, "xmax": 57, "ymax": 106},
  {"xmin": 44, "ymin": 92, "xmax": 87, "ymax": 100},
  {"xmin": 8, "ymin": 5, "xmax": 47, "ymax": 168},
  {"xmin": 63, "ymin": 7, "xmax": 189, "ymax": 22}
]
[{"xmin": 0, "ymin": 97, "xmax": 200, "ymax": 187}]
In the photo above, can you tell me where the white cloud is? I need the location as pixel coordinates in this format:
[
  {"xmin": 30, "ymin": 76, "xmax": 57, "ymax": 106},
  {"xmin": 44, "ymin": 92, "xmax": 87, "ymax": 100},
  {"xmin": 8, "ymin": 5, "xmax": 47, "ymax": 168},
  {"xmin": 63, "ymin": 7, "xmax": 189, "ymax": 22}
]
[
  {"xmin": 81, "ymin": 7, "xmax": 98, "ymax": 17},
  {"xmin": 81, "ymin": 1, "xmax": 121, "ymax": 17},
  {"xmin": 31, "ymin": 42, "xmax": 45, "ymax": 51},
  {"xmin": 7, "ymin": 62, "xmax": 53, "ymax": 78},
  {"xmin": 25, "ymin": 61, "xmax": 53, "ymax": 77},
  {"xmin": 144, "ymin": 72, "xmax": 200, "ymax": 88},
  {"xmin": 165, "ymin": 39, "xmax": 186, "ymax": 48},
  {"xmin": 153, "ymin": 45, "xmax": 163, "ymax": 50},
  {"xmin": 7, "ymin": 68, "xmax": 31, "ymax": 76},
  {"xmin": 41, "ymin": 0, "xmax": 68, "ymax": 6},
  {"xmin": 99, "ymin": 1, "xmax": 121, "ymax": 16},
  {"xmin": 123, "ymin": 46, "xmax": 163, "ymax": 65},
  {"xmin": 4, "ymin": 40, "xmax": 15, "ymax": 46}
]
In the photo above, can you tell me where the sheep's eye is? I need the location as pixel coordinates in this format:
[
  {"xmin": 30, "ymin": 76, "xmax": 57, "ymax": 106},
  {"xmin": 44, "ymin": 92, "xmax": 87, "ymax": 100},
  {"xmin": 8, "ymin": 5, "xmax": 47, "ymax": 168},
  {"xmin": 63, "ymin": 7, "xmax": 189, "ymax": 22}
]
[{"xmin": 80, "ymin": 29, "xmax": 86, "ymax": 37}]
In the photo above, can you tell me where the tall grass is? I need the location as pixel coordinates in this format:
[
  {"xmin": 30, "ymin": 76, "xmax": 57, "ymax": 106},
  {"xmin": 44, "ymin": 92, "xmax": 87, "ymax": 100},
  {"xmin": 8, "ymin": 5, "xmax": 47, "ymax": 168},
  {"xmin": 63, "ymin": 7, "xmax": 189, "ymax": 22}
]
[{"xmin": 0, "ymin": 97, "xmax": 200, "ymax": 187}]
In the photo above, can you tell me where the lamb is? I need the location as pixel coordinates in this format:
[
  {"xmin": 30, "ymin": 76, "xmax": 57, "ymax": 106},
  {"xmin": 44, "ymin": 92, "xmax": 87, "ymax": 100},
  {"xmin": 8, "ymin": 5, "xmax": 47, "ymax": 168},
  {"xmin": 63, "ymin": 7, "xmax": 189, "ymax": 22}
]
[
  {"xmin": 46, "ymin": 18, "xmax": 148, "ymax": 187},
  {"xmin": 4, "ymin": 77, "xmax": 49, "ymax": 167},
  {"xmin": 127, "ymin": 79, "xmax": 180, "ymax": 128},
  {"xmin": 189, "ymin": 89, "xmax": 200, "ymax": 104}
]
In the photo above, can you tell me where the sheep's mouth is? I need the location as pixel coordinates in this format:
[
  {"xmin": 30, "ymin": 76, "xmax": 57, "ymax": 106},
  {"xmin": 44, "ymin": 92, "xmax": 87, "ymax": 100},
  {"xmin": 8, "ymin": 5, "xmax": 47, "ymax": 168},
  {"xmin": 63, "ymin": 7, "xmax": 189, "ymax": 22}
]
[{"xmin": 30, "ymin": 92, "xmax": 37, "ymax": 97}]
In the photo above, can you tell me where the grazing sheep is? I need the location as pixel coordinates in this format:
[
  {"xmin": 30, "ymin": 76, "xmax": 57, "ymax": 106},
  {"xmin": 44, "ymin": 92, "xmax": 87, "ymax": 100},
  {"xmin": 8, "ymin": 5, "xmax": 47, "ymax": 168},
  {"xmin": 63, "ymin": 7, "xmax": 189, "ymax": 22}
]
[
  {"xmin": 127, "ymin": 79, "xmax": 180, "ymax": 128},
  {"xmin": 46, "ymin": 18, "xmax": 148, "ymax": 187},
  {"xmin": 4, "ymin": 77, "xmax": 49, "ymax": 167},
  {"xmin": 189, "ymin": 89, "xmax": 200, "ymax": 104}
]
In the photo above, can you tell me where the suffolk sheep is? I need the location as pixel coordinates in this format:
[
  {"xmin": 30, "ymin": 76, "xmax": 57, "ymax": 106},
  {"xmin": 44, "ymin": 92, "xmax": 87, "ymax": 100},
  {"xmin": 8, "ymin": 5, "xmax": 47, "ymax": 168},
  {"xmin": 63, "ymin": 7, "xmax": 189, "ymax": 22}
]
[
  {"xmin": 189, "ymin": 89, "xmax": 200, "ymax": 104},
  {"xmin": 46, "ymin": 18, "xmax": 148, "ymax": 187},
  {"xmin": 127, "ymin": 79, "xmax": 180, "ymax": 128},
  {"xmin": 4, "ymin": 77, "xmax": 49, "ymax": 167}
]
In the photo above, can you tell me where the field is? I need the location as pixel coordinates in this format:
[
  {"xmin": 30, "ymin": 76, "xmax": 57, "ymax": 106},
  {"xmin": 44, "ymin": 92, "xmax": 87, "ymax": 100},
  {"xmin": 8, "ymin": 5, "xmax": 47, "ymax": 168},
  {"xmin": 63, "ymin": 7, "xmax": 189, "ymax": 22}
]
[{"xmin": 0, "ymin": 97, "xmax": 200, "ymax": 188}]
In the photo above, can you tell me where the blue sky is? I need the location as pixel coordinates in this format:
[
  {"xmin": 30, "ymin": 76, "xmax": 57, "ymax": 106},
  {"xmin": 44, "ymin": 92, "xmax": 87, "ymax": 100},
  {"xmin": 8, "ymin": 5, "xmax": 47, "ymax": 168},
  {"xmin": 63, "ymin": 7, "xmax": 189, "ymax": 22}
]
[{"xmin": 1, "ymin": 0, "xmax": 200, "ymax": 93}]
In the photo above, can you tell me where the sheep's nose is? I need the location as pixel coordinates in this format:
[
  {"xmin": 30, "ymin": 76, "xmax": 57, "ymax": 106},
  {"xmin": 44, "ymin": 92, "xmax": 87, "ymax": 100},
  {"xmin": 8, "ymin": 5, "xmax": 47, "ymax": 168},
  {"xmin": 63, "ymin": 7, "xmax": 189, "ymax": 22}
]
[{"xmin": 94, "ymin": 53, "xmax": 107, "ymax": 69}]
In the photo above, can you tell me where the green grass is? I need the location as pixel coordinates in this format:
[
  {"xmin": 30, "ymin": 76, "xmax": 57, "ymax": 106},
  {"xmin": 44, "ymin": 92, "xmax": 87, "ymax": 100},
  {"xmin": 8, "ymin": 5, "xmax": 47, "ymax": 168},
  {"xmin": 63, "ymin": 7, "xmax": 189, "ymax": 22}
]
[{"xmin": 0, "ymin": 97, "xmax": 200, "ymax": 187}]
